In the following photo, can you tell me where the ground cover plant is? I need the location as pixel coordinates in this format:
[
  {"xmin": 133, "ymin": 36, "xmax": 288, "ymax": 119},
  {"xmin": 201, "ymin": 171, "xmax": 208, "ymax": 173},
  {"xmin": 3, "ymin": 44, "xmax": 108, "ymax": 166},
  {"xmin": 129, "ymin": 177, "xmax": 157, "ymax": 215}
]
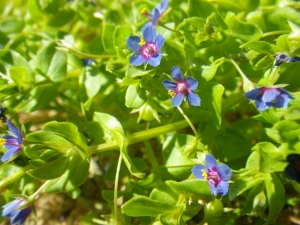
[{"xmin": 1, "ymin": 0, "xmax": 300, "ymax": 224}]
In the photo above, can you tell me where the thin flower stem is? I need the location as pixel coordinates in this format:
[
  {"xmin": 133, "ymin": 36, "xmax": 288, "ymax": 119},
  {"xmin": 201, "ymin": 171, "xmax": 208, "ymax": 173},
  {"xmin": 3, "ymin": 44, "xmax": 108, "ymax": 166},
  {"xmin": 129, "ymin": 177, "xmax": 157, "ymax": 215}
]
[
  {"xmin": 28, "ymin": 181, "xmax": 50, "ymax": 202},
  {"xmin": 159, "ymin": 23, "xmax": 182, "ymax": 34},
  {"xmin": 262, "ymin": 30, "xmax": 290, "ymax": 38},
  {"xmin": 177, "ymin": 106, "xmax": 198, "ymax": 139},
  {"xmin": 114, "ymin": 154, "xmax": 122, "ymax": 224},
  {"xmin": 0, "ymin": 165, "xmax": 32, "ymax": 189}
]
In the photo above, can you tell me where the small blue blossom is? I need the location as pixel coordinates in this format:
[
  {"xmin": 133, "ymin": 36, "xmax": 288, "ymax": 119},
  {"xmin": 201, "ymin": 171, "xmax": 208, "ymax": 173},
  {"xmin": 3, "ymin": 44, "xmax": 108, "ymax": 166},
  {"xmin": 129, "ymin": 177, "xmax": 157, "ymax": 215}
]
[
  {"xmin": 244, "ymin": 87, "xmax": 294, "ymax": 111},
  {"xmin": 274, "ymin": 53, "xmax": 300, "ymax": 66},
  {"xmin": 192, "ymin": 154, "xmax": 232, "ymax": 196},
  {"xmin": 141, "ymin": 0, "xmax": 169, "ymax": 27},
  {"xmin": 81, "ymin": 58, "xmax": 94, "ymax": 67},
  {"xmin": 0, "ymin": 118, "xmax": 23, "ymax": 162},
  {"xmin": 2, "ymin": 199, "xmax": 32, "ymax": 225},
  {"xmin": 285, "ymin": 154, "xmax": 300, "ymax": 183},
  {"xmin": 162, "ymin": 66, "xmax": 200, "ymax": 107},
  {"xmin": 126, "ymin": 25, "xmax": 164, "ymax": 67}
]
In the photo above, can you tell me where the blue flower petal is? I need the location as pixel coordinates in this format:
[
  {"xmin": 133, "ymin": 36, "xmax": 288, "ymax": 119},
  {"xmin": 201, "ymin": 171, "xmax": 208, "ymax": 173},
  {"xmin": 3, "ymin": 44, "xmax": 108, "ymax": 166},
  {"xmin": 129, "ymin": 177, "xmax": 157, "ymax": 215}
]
[
  {"xmin": 143, "ymin": 25, "xmax": 156, "ymax": 42},
  {"xmin": 6, "ymin": 119, "xmax": 19, "ymax": 137},
  {"xmin": 255, "ymin": 95, "xmax": 272, "ymax": 111},
  {"xmin": 208, "ymin": 182, "xmax": 219, "ymax": 195},
  {"xmin": 171, "ymin": 93, "xmax": 184, "ymax": 107},
  {"xmin": 2, "ymin": 200, "xmax": 20, "ymax": 217},
  {"xmin": 287, "ymin": 154, "xmax": 300, "ymax": 163},
  {"xmin": 141, "ymin": 22, "xmax": 152, "ymax": 31},
  {"xmin": 280, "ymin": 88, "xmax": 294, "ymax": 99},
  {"xmin": 244, "ymin": 88, "xmax": 261, "ymax": 100},
  {"xmin": 158, "ymin": 0, "xmax": 169, "ymax": 12},
  {"xmin": 215, "ymin": 164, "xmax": 232, "ymax": 181},
  {"xmin": 187, "ymin": 91, "xmax": 200, "ymax": 106},
  {"xmin": 155, "ymin": 34, "xmax": 165, "ymax": 50},
  {"xmin": 171, "ymin": 66, "xmax": 183, "ymax": 81},
  {"xmin": 205, "ymin": 154, "xmax": 217, "ymax": 169},
  {"xmin": 162, "ymin": 80, "xmax": 176, "ymax": 90},
  {"xmin": 152, "ymin": 8, "xmax": 160, "ymax": 26},
  {"xmin": 285, "ymin": 163, "xmax": 300, "ymax": 183},
  {"xmin": 185, "ymin": 77, "xmax": 198, "ymax": 90},
  {"xmin": 274, "ymin": 94, "xmax": 290, "ymax": 108},
  {"xmin": 217, "ymin": 180, "xmax": 229, "ymax": 196},
  {"xmin": 1, "ymin": 146, "xmax": 21, "ymax": 162},
  {"xmin": 130, "ymin": 54, "xmax": 147, "ymax": 66},
  {"xmin": 262, "ymin": 88, "xmax": 280, "ymax": 102},
  {"xmin": 147, "ymin": 53, "xmax": 162, "ymax": 67},
  {"xmin": 191, "ymin": 164, "xmax": 208, "ymax": 179},
  {"xmin": 11, "ymin": 207, "xmax": 31, "ymax": 225},
  {"xmin": 126, "ymin": 36, "xmax": 141, "ymax": 52}
]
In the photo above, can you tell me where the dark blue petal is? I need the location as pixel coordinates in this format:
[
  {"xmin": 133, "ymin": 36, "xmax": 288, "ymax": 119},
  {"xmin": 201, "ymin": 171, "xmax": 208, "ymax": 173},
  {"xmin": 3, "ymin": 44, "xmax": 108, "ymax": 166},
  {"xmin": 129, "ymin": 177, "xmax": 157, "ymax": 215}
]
[
  {"xmin": 280, "ymin": 88, "xmax": 294, "ymax": 99},
  {"xmin": 126, "ymin": 36, "xmax": 141, "ymax": 52},
  {"xmin": 143, "ymin": 25, "xmax": 156, "ymax": 42},
  {"xmin": 171, "ymin": 93, "xmax": 184, "ymax": 107},
  {"xmin": 162, "ymin": 80, "xmax": 176, "ymax": 90},
  {"xmin": 255, "ymin": 95, "xmax": 272, "ymax": 111},
  {"xmin": 215, "ymin": 164, "xmax": 232, "ymax": 181},
  {"xmin": 155, "ymin": 35, "xmax": 165, "ymax": 50},
  {"xmin": 171, "ymin": 66, "xmax": 183, "ymax": 81},
  {"xmin": 205, "ymin": 154, "xmax": 217, "ymax": 169},
  {"xmin": 208, "ymin": 182, "xmax": 219, "ymax": 195},
  {"xmin": 262, "ymin": 88, "xmax": 280, "ymax": 102},
  {"xmin": 147, "ymin": 53, "xmax": 162, "ymax": 67},
  {"xmin": 185, "ymin": 77, "xmax": 198, "ymax": 90},
  {"xmin": 217, "ymin": 180, "xmax": 229, "ymax": 195},
  {"xmin": 187, "ymin": 91, "xmax": 200, "ymax": 106},
  {"xmin": 244, "ymin": 88, "xmax": 261, "ymax": 100},
  {"xmin": 152, "ymin": 8, "xmax": 160, "ymax": 26},
  {"xmin": 17, "ymin": 129, "xmax": 23, "ymax": 144},
  {"xmin": 130, "ymin": 54, "xmax": 147, "ymax": 66},
  {"xmin": 10, "ymin": 206, "xmax": 31, "ymax": 225},
  {"xmin": 285, "ymin": 164, "xmax": 300, "ymax": 183},
  {"xmin": 274, "ymin": 94, "xmax": 290, "ymax": 108},
  {"xmin": 6, "ymin": 119, "xmax": 19, "ymax": 137},
  {"xmin": 158, "ymin": 0, "xmax": 169, "ymax": 12},
  {"xmin": 287, "ymin": 154, "xmax": 300, "ymax": 163},
  {"xmin": 191, "ymin": 164, "xmax": 208, "ymax": 179}
]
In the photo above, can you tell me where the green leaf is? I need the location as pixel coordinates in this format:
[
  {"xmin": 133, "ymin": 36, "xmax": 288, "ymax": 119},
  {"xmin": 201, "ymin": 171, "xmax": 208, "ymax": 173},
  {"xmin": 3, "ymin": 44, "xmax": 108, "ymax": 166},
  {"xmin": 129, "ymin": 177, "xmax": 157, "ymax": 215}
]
[
  {"xmin": 201, "ymin": 58, "xmax": 226, "ymax": 82},
  {"xmin": 35, "ymin": 41, "xmax": 67, "ymax": 82},
  {"xmin": 266, "ymin": 120, "xmax": 300, "ymax": 143},
  {"xmin": 93, "ymin": 112, "xmax": 145, "ymax": 178},
  {"xmin": 43, "ymin": 154, "xmax": 89, "ymax": 193},
  {"xmin": 46, "ymin": 9, "xmax": 75, "ymax": 28},
  {"xmin": 27, "ymin": 0, "xmax": 43, "ymax": 21},
  {"xmin": 252, "ymin": 142, "xmax": 287, "ymax": 173},
  {"xmin": 125, "ymin": 83, "xmax": 148, "ymax": 109},
  {"xmin": 27, "ymin": 156, "xmax": 69, "ymax": 180},
  {"xmin": 225, "ymin": 12, "xmax": 262, "ymax": 42},
  {"xmin": 9, "ymin": 66, "xmax": 27, "ymax": 90},
  {"xmin": 102, "ymin": 24, "xmax": 116, "ymax": 54},
  {"xmin": 43, "ymin": 121, "xmax": 87, "ymax": 158},
  {"xmin": 84, "ymin": 63, "xmax": 101, "ymax": 99},
  {"xmin": 125, "ymin": 66, "xmax": 154, "ymax": 78},
  {"xmin": 121, "ymin": 195, "xmax": 180, "ymax": 217},
  {"xmin": 229, "ymin": 176, "xmax": 264, "ymax": 201},
  {"xmin": 263, "ymin": 173, "xmax": 285, "ymax": 225}
]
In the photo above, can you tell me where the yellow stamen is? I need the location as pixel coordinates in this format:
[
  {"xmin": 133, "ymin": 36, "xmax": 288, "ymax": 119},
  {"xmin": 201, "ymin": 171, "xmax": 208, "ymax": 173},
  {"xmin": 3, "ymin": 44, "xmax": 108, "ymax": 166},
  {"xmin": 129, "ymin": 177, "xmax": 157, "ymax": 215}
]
[
  {"xmin": 272, "ymin": 99, "xmax": 278, "ymax": 103},
  {"xmin": 202, "ymin": 169, "xmax": 208, "ymax": 180},
  {"xmin": 0, "ymin": 138, "xmax": 6, "ymax": 146},
  {"xmin": 139, "ymin": 38, "xmax": 146, "ymax": 46},
  {"xmin": 168, "ymin": 90, "xmax": 176, "ymax": 98},
  {"xmin": 140, "ymin": 8, "xmax": 147, "ymax": 15}
]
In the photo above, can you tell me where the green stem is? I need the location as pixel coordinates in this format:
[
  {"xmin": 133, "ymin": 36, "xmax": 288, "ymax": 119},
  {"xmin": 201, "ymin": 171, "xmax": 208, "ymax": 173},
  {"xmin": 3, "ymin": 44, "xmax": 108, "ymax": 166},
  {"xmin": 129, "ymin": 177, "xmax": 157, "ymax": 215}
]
[
  {"xmin": 114, "ymin": 154, "xmax": 122, "ymax": 224},
  {"xmin": 143, "ymin": 140, "xmax": 159, "ymax": 168},
  {"xmin": 262, "ymin": 30, "xmax": 290, "ymax": 38},
  {"xmin": 28, "ymin": 181, "xmax": 49, "ymax": 202},
  {"xmin": 269, "ymin": 66, "xmax": 279, "ymax": 85},
  {"xmin": 0, "ymin": 165, "xmax": 32, "ymax": 190},
  {"xmin": 87, "ymin": 116, "xmax": 202, "ymax": 155},
  {"xmin": 177, "ymin": 106, "xmax": 198, "ymax": 139},
  {"xmin": 159, "ymin": 23, "xmax": 182, "ymax": 34}
]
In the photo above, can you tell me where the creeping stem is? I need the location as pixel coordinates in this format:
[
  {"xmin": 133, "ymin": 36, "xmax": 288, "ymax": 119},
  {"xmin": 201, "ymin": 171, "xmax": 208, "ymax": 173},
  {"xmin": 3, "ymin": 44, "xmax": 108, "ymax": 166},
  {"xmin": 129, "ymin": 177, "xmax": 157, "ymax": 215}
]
[
  {"xmin": 0, "ymin": 165, "xmax": 32, "ymax": 190},
  {"xmin": 114, "ymin": 154, "xmax": 122, "ymax": 224}
]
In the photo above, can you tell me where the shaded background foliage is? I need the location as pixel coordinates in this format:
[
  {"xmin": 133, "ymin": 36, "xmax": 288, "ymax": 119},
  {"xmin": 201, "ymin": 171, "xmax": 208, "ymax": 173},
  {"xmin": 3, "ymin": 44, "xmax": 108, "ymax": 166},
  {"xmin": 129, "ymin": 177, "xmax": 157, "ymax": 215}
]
[{"xmin": 1, "ymin": 0, "xmax": 300, "ymax": 224}]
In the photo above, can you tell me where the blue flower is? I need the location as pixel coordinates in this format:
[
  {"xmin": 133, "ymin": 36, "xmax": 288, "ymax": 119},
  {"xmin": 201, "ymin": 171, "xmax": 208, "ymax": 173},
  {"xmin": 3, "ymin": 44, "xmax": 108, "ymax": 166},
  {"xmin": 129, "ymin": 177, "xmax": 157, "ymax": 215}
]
[
  {"xmin": 2, "ymin": 199, "xmax": 32, "ymax": 225},
  {"xmin": 162, "ymin": 66, "xmax": 200, "ymax": 107},
  {"xmin": 191, "ymin": 154, "xmax": 232, "ymax": 196},
  {"xmin": 285, "ymin": 154, "xmax": 300, "ymax": 183},
  {"xmin": 141, "ymin": 0, "xmax": 169, "ymax": 27},
  {"xmin": 81, "ymin": 58, "xmax": 94, "ymax": 67},
  {"xmin": 244, "ymin": 87, "xmax": 294, "ymax": 111},
  {"xmin": 274, "ymin": 53, "xmax": 300, "ymax": 66},
  {"xmin": 126, "ymin": 25, "xmax": 164, "ymax": 67},
  {"xmin": 0, "ymin": 118, "xmax": 23, "ymax": 162}
]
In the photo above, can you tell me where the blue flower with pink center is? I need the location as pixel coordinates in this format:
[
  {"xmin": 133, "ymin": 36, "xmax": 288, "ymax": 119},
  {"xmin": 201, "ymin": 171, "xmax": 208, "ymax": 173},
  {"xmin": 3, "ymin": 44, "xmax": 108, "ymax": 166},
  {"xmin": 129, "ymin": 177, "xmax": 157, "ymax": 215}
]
[
  {"xmin": 126, "ymin": 25, "xmax": 164, "ymax": 67},
  {"xmin": 162, "ymin": 66, "xmax": 200, "ymax": 107},
  {"xmin": 244, "ymin": 87, "xmax": 294, "ymax": 111},
  {"xmin": 141, "ymin": 0, "xmax": 169, "ymax": 27},
  {"xmin": 192, "ymin": 154, "xmax": 232, "ymax": 196},
  {"xmin": 285, "ymin": 154, "xmax": 300, "ymax": 183},
  {"xmin": 2, "ymin": 198, "xmax": 32, "ymax": 225},
  {"xmin": 0, "ymin": 118, "xmax": 23, "ymax": 162}
]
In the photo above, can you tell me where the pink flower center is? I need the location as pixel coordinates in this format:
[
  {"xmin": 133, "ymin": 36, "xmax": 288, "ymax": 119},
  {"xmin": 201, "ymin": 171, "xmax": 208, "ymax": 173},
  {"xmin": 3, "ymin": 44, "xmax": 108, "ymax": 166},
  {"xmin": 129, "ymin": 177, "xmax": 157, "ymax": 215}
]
[
  {"xmin": 176, "ymin": 82, "xmax": 188, "ymax": 94},
  {"xmin": 207, "ymin": 168, "xmax": 221, "ymax": 186},
  {"xmin": 141, "ymin": 43, "xmax": 158, "ymax": 59}
]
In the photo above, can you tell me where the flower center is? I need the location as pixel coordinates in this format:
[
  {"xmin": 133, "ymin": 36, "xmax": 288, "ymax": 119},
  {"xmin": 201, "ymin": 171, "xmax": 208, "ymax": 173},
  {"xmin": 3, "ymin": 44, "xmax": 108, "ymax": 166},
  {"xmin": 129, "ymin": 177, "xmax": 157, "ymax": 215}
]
[
  {"xmin": 168, "ymin": 90, "xmax": 176, "ymax": 98},
  {"xmin": 139, "ymin": 38, "xmax": 146, "ymax": 46},
  {"xmin": 203, "ymin": 168, "xmax": 221, "ymax": 187},
  {"xmin": 176, "ymin": 82, "xmax": 188, "ymax": 94},
  {"xmin": 0, "ymin": 138, "xmax": 6, "ymax": 146},
  {"xmin": 141, "ymin": 42, "xmax": 158, "ymax": 59}
]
